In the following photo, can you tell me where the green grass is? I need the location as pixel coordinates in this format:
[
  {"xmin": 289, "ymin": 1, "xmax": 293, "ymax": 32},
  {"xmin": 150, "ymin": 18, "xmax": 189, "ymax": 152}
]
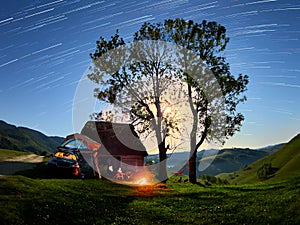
[
  {"xmin": 0, "ymin": 164, "xmax": 300, "ymax": 225},
  {"xmin": 0, "ymin": 149, "xmax": 31, "ymax": 161}
]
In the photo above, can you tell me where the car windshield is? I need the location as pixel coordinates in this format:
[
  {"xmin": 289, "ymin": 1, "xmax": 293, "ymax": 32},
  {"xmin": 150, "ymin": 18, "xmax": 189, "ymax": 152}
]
[{"xmin": 60, "ymin": 139, "xmax": 88, "ymax": 149}]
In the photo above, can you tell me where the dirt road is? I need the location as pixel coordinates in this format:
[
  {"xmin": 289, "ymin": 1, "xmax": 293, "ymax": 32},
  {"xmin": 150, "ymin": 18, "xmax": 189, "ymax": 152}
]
[{"xmin": 0, "ymin": 154, "xmax": 44, "ymax": 176}]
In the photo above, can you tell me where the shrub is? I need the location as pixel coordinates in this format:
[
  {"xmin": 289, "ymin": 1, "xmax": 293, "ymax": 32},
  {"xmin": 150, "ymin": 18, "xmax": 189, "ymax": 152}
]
[
  {"xmin": 242, "ymin": 164, "xmax": 251, "ymax": 171},
  {"xmin": 257, "ymin": 163, "xmax": 277, "ymax": 180},
  {"xmin": 199, "ymin": 174, "xmax": 229, "ymax": 185}
]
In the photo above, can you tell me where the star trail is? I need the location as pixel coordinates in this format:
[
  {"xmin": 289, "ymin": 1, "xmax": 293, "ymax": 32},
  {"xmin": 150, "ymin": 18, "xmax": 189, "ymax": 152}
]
[{"xmin": 0, "ymin": 0, "xmax": 299, "ymax": 148}]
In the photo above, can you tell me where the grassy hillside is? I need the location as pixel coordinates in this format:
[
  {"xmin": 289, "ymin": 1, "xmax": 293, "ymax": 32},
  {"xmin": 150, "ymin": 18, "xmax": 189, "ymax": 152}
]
[
  {"xmin": 0, "ymin": 120, "xmax": 63, "ymax": 154},
  {"xmin": 218, "ymin": 133, "xmax": 300, "ymax": 184},
  {"xmin": 0, "ymin": 173, "xmax": 299, "ymax": 225}
]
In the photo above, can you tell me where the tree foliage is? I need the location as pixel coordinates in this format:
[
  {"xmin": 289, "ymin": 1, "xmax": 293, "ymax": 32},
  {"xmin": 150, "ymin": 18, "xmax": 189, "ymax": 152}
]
[
  {"xmin": 89, "ymin": 31, "xmax": 183, "ymax": 181},
  {"xmin": 132, "ymin": 18, "xmax": 249, "ymax": 183},
  {"xmin": 88, "ymin": 18, "xmax": 249, "ymax": 183}
]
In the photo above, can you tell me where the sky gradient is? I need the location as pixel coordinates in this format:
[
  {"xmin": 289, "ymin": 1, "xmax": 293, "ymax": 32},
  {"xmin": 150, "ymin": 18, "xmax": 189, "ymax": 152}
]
[{"xmin": 0, "ymin": 0, "xmax": 299, "ymax": 149}]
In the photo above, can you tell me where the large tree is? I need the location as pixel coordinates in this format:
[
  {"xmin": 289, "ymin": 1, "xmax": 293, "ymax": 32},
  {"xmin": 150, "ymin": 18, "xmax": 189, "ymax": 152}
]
[
  {"xmin": 133, "ymin": 18, "xmax": 249, "ymax": 183},
  {"xmin": 88, "ymin": 32, "xmax": 183, "ymax": 182},
  {"xmin": 89, "ymin": 18, "xmax": 248, "ymax": 183}
]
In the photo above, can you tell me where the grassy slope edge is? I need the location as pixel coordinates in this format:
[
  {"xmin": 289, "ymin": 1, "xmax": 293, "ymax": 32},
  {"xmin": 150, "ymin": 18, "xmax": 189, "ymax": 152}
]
[
  {"xmin": 218, "ymin": 133, "xmax": 300, "ymax": 184},
  {"xmin": 0, "ymin": 149, "xmax": 32, "ymax": 161}
]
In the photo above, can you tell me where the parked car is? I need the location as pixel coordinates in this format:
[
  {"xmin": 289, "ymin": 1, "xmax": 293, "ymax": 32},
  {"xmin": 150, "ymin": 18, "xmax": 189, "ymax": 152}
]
[
  {"xmin": 48, "ymin": 133, "xmax": 101, "ymax": 178},
  {"xmin": 48, "ymin": 148, "xmax": 82, "ymax": 177}
]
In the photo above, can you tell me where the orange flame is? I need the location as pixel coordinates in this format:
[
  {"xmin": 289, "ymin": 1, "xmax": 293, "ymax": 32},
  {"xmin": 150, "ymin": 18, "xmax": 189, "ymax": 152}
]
[
  {"xmin": 137, "ymin": 178, "xmax": 148, "ymax": 185},
  {"xmin": 131, "ymin": 167, "xmax": 154, "ymax": 186}
]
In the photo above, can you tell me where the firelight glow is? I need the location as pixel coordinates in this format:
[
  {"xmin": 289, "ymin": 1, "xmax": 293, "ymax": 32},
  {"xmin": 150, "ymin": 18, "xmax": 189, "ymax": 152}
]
[{"xmin": 137, "ymin": 178, "xmax": 148, "ymax": 185}]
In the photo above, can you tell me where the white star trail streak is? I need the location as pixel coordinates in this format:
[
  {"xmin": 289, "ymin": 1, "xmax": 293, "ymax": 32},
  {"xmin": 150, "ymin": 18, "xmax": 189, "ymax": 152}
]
[{"xmin": 0, "ymin": 0, "xmax": 298, "ymax": 148}]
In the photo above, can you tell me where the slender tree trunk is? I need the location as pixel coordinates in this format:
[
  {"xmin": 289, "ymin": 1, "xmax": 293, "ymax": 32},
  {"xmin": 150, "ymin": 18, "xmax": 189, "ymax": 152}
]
[
  {"xmin": 154, "ymin": 82, "xmax": 168, "ymax": 182},
  {"xmin": 158, "ymin": 140, "xmax": 168, "ymax": 182},
  {"xmin": 189, "ymin": 121, "xmax": 198, "ymax": 184},
  {"xmin": 155, "ymin": 116, "xmax": 168, "ymax": 182},
  {"xmin": 187, "ymin": 76, "xmax": 199, "ymax": 184}
]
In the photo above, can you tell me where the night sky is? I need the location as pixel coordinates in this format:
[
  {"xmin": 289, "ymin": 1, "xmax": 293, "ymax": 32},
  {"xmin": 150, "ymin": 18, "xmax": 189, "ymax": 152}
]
[{"xmin": 0, "ymin": 0, "xmax": 299, "ymax": 149}]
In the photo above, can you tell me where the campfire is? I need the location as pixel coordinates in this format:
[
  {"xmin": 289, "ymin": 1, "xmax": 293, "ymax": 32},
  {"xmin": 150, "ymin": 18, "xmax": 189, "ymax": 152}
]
[
  {"xmin": 137, "ymin": 178, "xmax": 148, "ymax": 185},
  {"xmin": 110, "ymin": 167, "xmax": 155, "ymax": 186}
]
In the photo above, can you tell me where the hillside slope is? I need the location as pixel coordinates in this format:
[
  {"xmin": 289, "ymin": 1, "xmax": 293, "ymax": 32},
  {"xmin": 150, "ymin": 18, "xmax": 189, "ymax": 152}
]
[
  {"xmin": 0, "ymin": 120, "xmax": 63, "ymax": 154},
  {"xmin": 149, "ymin": 145, "xmax": 283, "ymax": 177},
  {"xmin": 147, "ymin": 144, "xmax": 284, "ymax": 177},
  {"xmin": 218, "ymin": 133, "xmax": 300, "ymax": 184},
  {"xmin": 197, "ymin": 148, "xmax": 272, "ymax": 176}
]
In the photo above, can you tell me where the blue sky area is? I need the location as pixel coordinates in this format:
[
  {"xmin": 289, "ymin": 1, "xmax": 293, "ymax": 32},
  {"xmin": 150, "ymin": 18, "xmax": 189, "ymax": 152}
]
[{"xmin": 0, "ymin": 0, "xmax": 299, "ymax": 149}]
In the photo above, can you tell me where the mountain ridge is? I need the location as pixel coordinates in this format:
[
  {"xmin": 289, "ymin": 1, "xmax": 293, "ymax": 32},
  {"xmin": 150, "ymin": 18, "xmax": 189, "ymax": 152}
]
[
  {"xmin": 0, "ymin": 120, "xmax": 64, "ymax": 154},
  {"xmin": 146, "ymin": 144, "xmax": 285, "ymax": 177}
]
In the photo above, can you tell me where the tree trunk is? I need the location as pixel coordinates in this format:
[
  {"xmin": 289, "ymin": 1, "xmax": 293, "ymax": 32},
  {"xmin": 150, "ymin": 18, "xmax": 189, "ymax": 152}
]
[
  {"xmin": 189, "ymin": 150, "xmax": 197, "ymax": 184},
  {"xmin": 189, "ymin": 118, "xmax": 209, "ymax": 184},
  {"xmin": 189, "ymin": 122, "xmax": 197, "ymax": 184},
  {"xmin": 158, "ymin": 140, "xmax": 168, "ymax": 183},
  {"xmin": 187, "ymin": 79, "xmax": 198, "ymax": 184},
  {"xmin": 154, "ymin": 88, "xmax": 168, "ymax": 182}
]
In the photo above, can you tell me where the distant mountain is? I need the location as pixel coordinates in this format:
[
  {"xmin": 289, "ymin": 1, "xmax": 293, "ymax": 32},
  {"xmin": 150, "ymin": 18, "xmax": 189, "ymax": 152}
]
[
  {"xmin": 146, "ymin": 145, "xmax": 284, "ymax": 177},
  {"xmin": 255, "ymin": 143, "xmax": 286, "ymax": 154},
  {"xmin": 196, "ymin": 148, "xmax": 271, "ymax": 176},
  {"xmin": 0, "ymin": 120, "xmax": 64, "ymax": 154},
  {"xmin": 218, "ymin": 133, "xmax": 300, "ymax": 184}
]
